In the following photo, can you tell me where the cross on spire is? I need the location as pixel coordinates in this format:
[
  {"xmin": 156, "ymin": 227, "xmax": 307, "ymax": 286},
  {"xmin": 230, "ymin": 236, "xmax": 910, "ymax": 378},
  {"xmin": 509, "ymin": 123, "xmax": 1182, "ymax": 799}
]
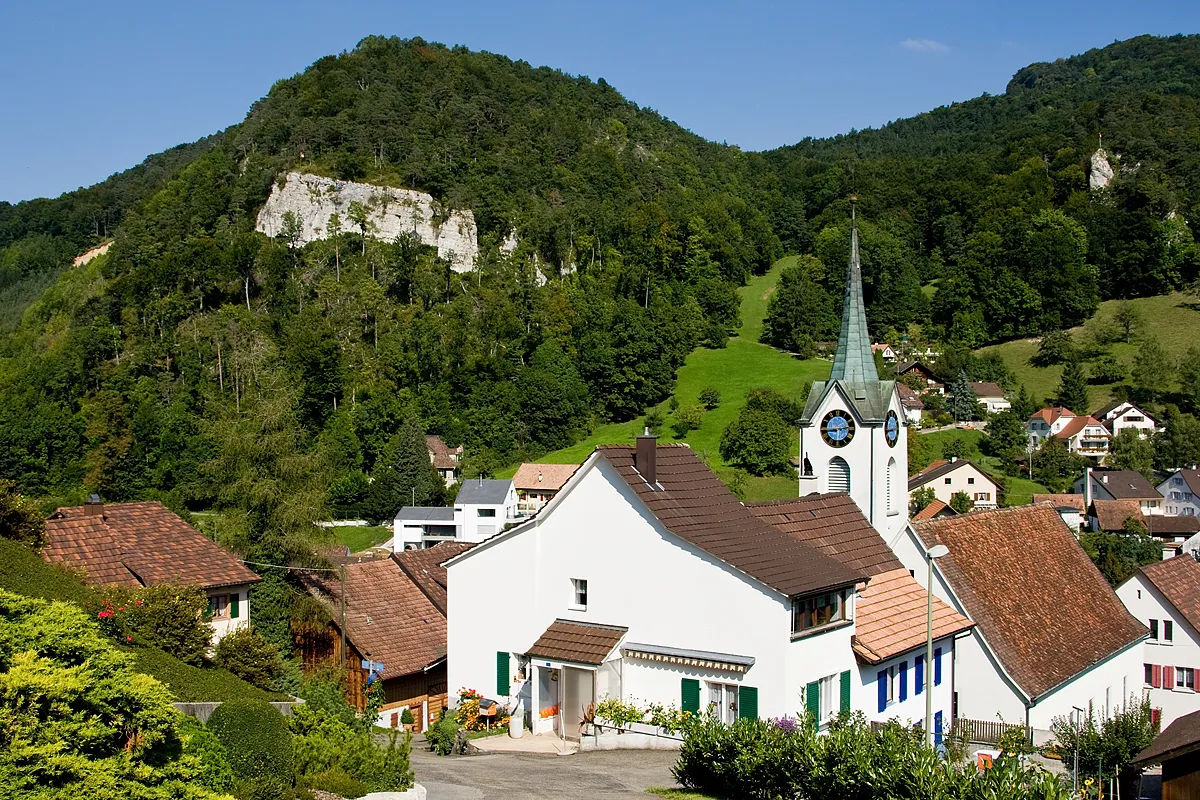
[{"xmin": 829, "ymin": 197, "xmax": 879, "ymax": 383}]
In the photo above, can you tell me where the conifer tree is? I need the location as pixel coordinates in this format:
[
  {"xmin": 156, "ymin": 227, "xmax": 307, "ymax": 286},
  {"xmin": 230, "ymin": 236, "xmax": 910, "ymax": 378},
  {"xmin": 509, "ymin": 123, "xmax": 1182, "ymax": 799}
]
[
  {"xmin": 364, "ymin": 414, "xmax": 442, "ymax": 522},
  {"xmin": 1055, "ymin": 358, "xmax": 1090, "ymax": 414},
  {"xmin": 949, "ymin": 370, "xmax": 978, "ymax": 422}
]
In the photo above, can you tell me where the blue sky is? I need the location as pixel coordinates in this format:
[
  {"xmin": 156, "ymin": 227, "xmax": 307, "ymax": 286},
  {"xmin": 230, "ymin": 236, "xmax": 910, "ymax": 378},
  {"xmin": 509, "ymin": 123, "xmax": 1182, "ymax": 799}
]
[{"xmin": 2, "ymin": 0, "xmax": 1199, "ymax": 203}]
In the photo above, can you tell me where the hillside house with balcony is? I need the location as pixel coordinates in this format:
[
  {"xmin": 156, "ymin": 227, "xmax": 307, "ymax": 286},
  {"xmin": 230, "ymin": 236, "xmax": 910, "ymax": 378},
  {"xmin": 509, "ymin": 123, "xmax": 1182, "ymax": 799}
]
[
  {"xmin": 513, "ymin": 463, "xmax": 578, "ymax": 517},
  {"xmin": 1028, "ymin": 407, "xmax": 1111, "ymax": 459},
  {"xmin": 1094, "ymin": 400, "xmax": 1158, "ymax": 439},
  {"xmin": 1159, "ymin": 469, "xmax": 1200, "ymax": 517}
]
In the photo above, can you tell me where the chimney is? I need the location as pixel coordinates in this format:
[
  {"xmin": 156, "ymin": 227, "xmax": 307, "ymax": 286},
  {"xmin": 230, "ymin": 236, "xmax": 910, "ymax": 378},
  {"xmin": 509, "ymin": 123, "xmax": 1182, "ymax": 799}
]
[
  {"xmin": 84, "ymin": 493, "xmax": 103, "ymax": 517},
  {"xmin": 949, "ymin": 456, "xmax": 958, "ymax": 463},
  {"xmin": 635, "ymin": 427, "xmax": 657, "ymax": 486},
  {"xmin": 1084, "ymin": 466, "xmax": 1093, "ymax": 509}
]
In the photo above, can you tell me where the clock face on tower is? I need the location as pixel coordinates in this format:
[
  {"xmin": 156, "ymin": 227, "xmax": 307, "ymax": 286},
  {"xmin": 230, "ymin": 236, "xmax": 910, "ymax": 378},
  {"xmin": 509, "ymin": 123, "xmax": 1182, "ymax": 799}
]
[
  {"xmin": 885, "ymin": 411, "xmax": 900, "ymax": 448},
  {"xmin": 821, "ymin": 409, "xmax": 855, "ymax": 447}
]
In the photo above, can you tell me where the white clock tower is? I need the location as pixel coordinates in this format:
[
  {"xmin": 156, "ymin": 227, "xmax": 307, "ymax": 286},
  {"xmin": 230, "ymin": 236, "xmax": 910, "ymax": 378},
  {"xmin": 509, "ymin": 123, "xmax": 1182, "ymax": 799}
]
[{"xmin": 797, "ymin": 200, "xmax": 908, "ymax": 543}]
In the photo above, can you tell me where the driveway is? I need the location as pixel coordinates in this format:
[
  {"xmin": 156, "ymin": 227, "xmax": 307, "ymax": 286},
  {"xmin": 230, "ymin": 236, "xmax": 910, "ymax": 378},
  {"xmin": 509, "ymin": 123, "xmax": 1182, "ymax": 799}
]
[{"xmin": 410, "ymin": 740, "xmax": 680, "ymax": 799}]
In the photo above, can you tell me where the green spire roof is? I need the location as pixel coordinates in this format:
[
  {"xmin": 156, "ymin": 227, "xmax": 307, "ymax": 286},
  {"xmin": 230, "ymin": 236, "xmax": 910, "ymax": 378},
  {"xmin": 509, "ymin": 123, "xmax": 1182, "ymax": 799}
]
[{"xmin": 829, "ymin": 205, "xmax": 878, "ymax": 383}]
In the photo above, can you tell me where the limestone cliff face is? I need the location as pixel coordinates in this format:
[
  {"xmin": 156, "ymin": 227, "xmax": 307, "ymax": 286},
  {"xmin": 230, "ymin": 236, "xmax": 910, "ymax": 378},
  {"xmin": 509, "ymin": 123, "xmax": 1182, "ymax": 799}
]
[
  {"xmin": 255, "ymin": 172, "xmax": 479, "ymax": 272},
  {"xmin": 1089, "ymin": 149, "xmax": 1115, "ymax": 190}
]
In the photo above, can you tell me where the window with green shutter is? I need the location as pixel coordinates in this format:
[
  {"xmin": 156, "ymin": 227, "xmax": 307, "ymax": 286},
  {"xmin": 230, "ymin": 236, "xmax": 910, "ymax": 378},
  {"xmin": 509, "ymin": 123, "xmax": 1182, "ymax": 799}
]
[
  {"xmin": 805, "ymin": 680, "xmax": 819, "ymax": 729},
  {"xmin": 229, "ymin": 593, "xmax": 239, "ymax": 619},
  {"xmin": 839, "ymin": 670, "xmax": 851, "ymax": 713},
  {"xmin": 681, "ymin": 678, "xmax": 700, "ymax": 713},
  {"xmin": 496, "ymin": 652, "xmax": 510, "ymax": 696},
  {"xmin": 738, "ymin": 686, "xmax": 758, "ymax": 720}
]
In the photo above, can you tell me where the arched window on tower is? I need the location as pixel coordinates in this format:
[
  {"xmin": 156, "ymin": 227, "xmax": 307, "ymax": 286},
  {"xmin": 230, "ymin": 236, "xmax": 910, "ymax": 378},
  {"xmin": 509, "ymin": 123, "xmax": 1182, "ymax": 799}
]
[
  {"xmin": 887, "ymin": 457, "xmax": 898, "ymax": 515},
  {"xmin": 829, "ymin": 457, "xmax": 850, "ymax": 494}
]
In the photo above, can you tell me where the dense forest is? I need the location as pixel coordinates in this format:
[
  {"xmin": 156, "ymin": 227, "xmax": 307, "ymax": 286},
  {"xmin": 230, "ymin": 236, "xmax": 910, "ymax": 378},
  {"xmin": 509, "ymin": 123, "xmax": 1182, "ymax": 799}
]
[{"xmin": 5, "ymin": 34, "xmax": 1200, "ymax": 561}]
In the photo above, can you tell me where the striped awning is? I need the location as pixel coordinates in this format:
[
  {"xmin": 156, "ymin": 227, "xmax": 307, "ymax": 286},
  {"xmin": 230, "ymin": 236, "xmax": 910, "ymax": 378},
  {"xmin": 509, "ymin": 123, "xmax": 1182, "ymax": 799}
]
[{"xmin": 621, "ymin": 642, "xmax": 755, "ymax": 674}]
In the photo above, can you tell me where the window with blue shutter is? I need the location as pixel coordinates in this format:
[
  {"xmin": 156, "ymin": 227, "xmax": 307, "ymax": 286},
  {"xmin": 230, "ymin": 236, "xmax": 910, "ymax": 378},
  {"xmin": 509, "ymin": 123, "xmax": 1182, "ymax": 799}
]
[
  {"xmin": 496, "ymin": 652, "xmax": 510, "ymax": 696},
  {"xmin": 738, "ymin": 686, "xmax": 758, "ymax": 720},
  {"xmin": 839, "ymin": 670, "xmax": 851, "ymax": 713},
  {"xmin": 681, "ymin": 679, "xmax": 700, "ymax": 713},
  {"xmin": 899, "ymin": 661, "xmax": 908, "ymax": 702},
  {"xmin": 806, "ymin": 680, "xmax": 820, "ymax": 729},
  {"xmin": 876, "ymin": 670, "xmax": 887, "ymax": 713},
  {"xmin": 934, "ymin": 710, "xmax": 943, "ymax": 746},
  {"xmin": 934, "ymin": 647, "xmax": 943, "ymax": 686},
  {"xmin": 915, "ymin": 655, "xmax": 924, "ymax": 696},
  {"xmin": 229, "ymin": 593, "xmax": 240, "ymax": 619}
]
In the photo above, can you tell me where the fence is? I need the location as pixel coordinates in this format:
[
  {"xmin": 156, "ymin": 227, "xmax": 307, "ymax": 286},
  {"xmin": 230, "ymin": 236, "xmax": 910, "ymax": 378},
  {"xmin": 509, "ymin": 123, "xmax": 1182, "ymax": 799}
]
[{"xmin": 952, "ymin": 717, "xmax": 1031, "ymax": 746}]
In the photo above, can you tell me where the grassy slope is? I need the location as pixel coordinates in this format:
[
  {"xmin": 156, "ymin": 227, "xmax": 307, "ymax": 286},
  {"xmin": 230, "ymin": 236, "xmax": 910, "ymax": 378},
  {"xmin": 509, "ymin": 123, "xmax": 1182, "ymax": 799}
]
[
  {"xmin": 523, "ymin": 258, "xmax": 826, "ymax": 501},
  {"xmin": 977, "ymin": 292, "xmax": 1200, "ymax": 409},
  {"xmin": 333, "ymin": 525, "xmax": 392, "ymax": 552},
  {"xmin": 0, "ymin": 537, "xmax": 284, "ymax": 702}
]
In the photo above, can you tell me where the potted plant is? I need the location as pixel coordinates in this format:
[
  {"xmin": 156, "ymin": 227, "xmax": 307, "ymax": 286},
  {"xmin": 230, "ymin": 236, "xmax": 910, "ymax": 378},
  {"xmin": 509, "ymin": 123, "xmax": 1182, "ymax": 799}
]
[{"xmin": 401, "ymin": 707, "xmax": 415, "ymax": 732}]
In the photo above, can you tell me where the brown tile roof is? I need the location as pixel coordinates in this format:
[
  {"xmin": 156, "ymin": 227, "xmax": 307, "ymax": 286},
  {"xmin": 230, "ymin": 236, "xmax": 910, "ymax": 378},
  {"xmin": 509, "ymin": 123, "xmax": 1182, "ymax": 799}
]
[
  {"xmin": 1032, "ymin": 494, "xmax": 1086, "ymax": 511},
  {"xmin": 1090, "ymin": 470, "xmax": 1160, "ymax": 500},
  {"xmin": 1133, "ymin": 708, "xmax": 1200, "ymax": 766},
  {"xmin": 425, "ymin": 435, "xmax": 462, "ymax": 470},
  {"xmin": 1054, "ymin": 415, "xmax": 1109, "ymax": 442},
  {"xmin": 897, "ymin": 383, "xmax": 924, "ymax": 409},
  {"xmin": 851, "ymin": 568, "xmax": 973, "ymax": 664},
  {"xmin": 914, "ymin": 505, "xmax": 1146, "ymax": 701},
  {"xmin": 746, "ymin": 494, "xmax": 905, "ymax": 577},
  {"xmin": 1138, "ymin": 556, "xmax": 1200, "ymax": 636},
  {"xmin": 393, "ymin": 542, "xmax": 473, "ymax": 614},
  {"xmin": 597, "ymin": 445, "xmax": 866, "ymax": 597},
  {"xmin": 913, "ymin": 498, "xmax": 955, "ymax": 521},
  {"xmin": 1030, "ymin": 407, "xmax": 1076, "ymax": 425},
  {"xmin": 1147, "ymin": 516, "xmax": 1200, "ymax": 537},
  {"xmin": 912, "ymin": 459, "xmax": 949, "ymax": 478},
  {"xmin": 301, "ymin": 556, "xmax": 446, "ymax": 679},
  {"xmin": 43, "ymin": 502, "xmax": 259, "ymax": 590},
  {"xmin": 526, "ymin": 619, "xmax": 627, "ymax": 665},
  {"xmin": 968, "ymin": 382, "xmax": 1006, "ymax": 399},
  {"xmin": 1091, "ymin": 499, "xmax": 1146, "ymax": 531},
  {"xmin": 513, "ymin": 463, "xmax": 578, "ymax": 493}
]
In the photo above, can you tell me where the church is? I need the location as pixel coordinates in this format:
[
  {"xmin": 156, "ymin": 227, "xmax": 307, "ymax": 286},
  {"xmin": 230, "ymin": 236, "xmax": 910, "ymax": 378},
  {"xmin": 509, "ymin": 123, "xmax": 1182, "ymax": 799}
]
[{"xmin": 444, "ymin": 209, "xmax": 972, "ymax": 744}]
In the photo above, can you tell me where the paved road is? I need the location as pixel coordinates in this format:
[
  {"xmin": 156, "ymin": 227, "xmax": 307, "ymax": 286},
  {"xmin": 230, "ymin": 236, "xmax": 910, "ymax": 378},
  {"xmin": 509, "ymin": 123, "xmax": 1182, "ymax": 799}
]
[{"xmin": 410, "ymin": 742, "xmax": 680, "ymax": 799}]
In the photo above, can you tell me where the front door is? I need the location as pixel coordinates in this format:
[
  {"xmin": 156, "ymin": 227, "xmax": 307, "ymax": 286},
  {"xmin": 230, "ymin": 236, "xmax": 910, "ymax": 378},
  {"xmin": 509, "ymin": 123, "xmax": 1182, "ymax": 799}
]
[
  {"xmin": 562, "ymin": 667, "xmax": 595, "ymax": 741},
  {"xmin": 708, "ymin": 682, "xmax": 739, "ymax": 724}
]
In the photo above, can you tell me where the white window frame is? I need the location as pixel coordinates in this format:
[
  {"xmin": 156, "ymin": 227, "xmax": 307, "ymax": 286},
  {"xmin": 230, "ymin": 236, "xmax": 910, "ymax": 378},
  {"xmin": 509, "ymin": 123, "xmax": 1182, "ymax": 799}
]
[{"xmin": 571, "ymin": 578, "xmax": 588, "ymax": 611}]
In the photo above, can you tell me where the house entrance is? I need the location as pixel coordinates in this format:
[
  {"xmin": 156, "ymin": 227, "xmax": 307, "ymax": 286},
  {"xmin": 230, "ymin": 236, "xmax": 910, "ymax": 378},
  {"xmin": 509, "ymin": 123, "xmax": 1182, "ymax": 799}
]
[{"xmin": 562, "ymin": 667, "xmax": 595, "ymax": 742}]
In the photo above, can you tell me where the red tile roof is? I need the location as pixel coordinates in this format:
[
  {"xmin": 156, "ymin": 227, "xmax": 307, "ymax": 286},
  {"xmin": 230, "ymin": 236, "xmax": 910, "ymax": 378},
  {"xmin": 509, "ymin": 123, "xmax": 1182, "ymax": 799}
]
[
  {"xmin": 914, "ymin": 505, "xmax": 1145, "ymax": 700},
  {"xmin": 526, "ymin": 619, "xmax": 627, "ymax": 665},
  {"xmin": 746, "ymin": 494, "xmax": 905, "ymax": 577},
  {"xmin": 913, "ymin": 498, "xmax": 955, "ymax": 520},
  {"xmin": 1030, "ymin": 407, "xmax": 1076, "ymax": 425},
  {"xmin": 1137, "ymin": 556, "xmax": 1200, "ymax": 636},
  {"xmin": 425, "ymin": 435, "xmax": 462, "ymax": 470},
  {"xmin": 43, "ymin": 502, "xmax": 259, "ymax": 590},
  {"xmin": 1032, "ymin": 494, "xmax": 1086, "ymax": 511},
  {"xmin": 1054, "ymin": 415, "xmax": 1109, "ymax": 442},
  {"xmin": 512, "ymin": 463, "xmax": 578, "ymax": 493},
  {"xmin": 301, "ymin": 556, "xmax": 446, "ymax": 679},
  {"xmin": 1147, "ymin": 516, "xmax": 1200, "ymax": 537},
  {"xmin": 393, "ymin": 542, "xmax": 473, "ymax": 614},
  {"xmin": 851, "ymin": 568, "xmax": 973, "ymax": 664},
  {"xmin": 597, "ymin": 445, "xmax": 867, "ymax": 597},
  {"xmin": 1091, "ymin": 499, "xmax": 1145, "ymax": 532},
  {"xmin": 897, "ymin": 383, "xmax": 924, "ymax": 409}
]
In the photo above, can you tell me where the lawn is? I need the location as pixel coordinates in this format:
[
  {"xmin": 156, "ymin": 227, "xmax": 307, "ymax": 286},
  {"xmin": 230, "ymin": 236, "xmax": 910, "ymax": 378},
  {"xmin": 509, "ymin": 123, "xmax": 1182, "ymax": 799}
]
[
  {"xmin": 977, "ymin": 291, "xmax": 1200, "ymax": 409},
  {"xmin": 737, "ymin": 256, "xmax": 794, "ymax": 343},
  {"xmin": 333, "ymin": 524, "xmax": 392, "ymax": 552}
]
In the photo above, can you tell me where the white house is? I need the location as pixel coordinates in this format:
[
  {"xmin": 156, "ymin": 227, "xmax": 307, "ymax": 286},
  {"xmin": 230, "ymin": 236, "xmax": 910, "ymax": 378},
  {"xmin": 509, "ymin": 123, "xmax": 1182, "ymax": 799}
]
[
  {"xmin": 872, "ymin": 343, "xmax": 897, "ymax": 363},
  {"xmin": 42, "ymin": 498, "xmax": 260, "ymax": 644},
  {"xmin": 897, "ymin": 383, "xmax": 924, "ymax": 427},
  {"xmin": 393, "ymin": 478, "xmax": 521, "ymax": 550},
  {"xmin": 513, "ymin": 463, "xmax": 578, "ymax": 517},
  {"xmin": 1094, "ymin": 400, "xmax": 1158, "ymax": 439},
  {"xmin": 1116, "ymin": 556, "xmax": 1200, "ymax": 729},
  {"xmin": 1158, "ymin": 469, "xmax": 1200, "ymax": 517},
  {"xmin": 426, "ymin": 435, "xmax": 463, "ymax": 488},
  {"xmin": 968, "ymin": 382, "xmax": 1011, "ymax": 414},
  {"xmin": 1074, "ymin": 469, "xmax": 1164, "ymax": 516},
  {"xmin": 906, "ymin": 505, "xmax": 1147, "ymax": 743},
  {"xmin": 1028, "ymin": 408, "xmax": 1112, "ymax": 459},
  {"xmin": 908, "ymin": 458, "xmax": 1001, "ymax": 510}
]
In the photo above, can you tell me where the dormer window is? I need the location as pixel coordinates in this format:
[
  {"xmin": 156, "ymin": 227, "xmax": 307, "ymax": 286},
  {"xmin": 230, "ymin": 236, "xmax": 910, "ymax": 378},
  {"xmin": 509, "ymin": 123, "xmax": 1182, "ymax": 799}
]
[{"xmin": 792, "ymin": 589, "xmax": 850, "ymax": 637}]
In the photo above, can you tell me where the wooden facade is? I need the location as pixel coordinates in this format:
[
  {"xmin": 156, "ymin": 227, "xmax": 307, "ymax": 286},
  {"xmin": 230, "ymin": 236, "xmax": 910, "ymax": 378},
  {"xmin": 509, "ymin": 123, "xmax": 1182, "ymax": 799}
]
[{"xmin": 1162, "ymin": 755, "xmax": 1200, "ymax": 800}]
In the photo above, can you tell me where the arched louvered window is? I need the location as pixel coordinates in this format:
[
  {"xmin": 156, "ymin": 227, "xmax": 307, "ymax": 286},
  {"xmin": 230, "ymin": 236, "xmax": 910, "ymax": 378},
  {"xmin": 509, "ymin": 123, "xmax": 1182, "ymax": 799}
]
[
  {"xmin": 829, "ymin": 457, "xmax": 851, "ymax": 494},
  {"xmin": 887, "ymin": 457, "xmax": 898, "ymax": 515}
]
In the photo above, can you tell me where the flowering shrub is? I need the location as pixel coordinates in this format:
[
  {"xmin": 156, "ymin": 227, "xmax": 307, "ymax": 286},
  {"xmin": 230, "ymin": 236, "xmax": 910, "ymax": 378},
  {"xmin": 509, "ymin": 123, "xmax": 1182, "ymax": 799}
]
[
  {"xmin": 772, "ymin": 715, "xmax": 800, "ymax": 733},
  {"xmin": 88, "ymin": 584, "xmax": 212, "ymax": 664},
  {"xmin": 457, "ymin": 687, "xmax": 482, "ymax": 702},
  {"xmin": 645, "ymin": 701, "xmax": 694, "ymax": 734},
  {"xmin": 595, "ymin": 697, "xmax": 643, "ymax": 729}
]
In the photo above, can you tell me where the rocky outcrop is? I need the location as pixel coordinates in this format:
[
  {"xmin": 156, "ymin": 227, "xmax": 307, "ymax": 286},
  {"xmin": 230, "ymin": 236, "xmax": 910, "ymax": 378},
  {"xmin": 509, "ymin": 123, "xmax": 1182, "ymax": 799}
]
[
  {"xmin": 1089, "ymin": 148, "xmax": 1114, "ymax": 190},
  {"xmin": 256, "ymin": 172, "xmax": 479, "ymax": 272}
]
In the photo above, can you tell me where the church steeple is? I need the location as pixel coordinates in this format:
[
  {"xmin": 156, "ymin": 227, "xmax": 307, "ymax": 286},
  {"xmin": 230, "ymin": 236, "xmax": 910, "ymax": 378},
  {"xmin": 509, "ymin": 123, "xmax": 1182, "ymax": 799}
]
[{"xmin": 829, "ymin": 198, "xmax": 878, "ymax": 383}]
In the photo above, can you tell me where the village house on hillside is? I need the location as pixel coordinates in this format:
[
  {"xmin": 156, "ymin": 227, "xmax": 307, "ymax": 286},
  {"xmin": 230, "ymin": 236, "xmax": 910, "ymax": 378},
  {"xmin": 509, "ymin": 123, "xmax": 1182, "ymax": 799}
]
[
  {"xmin": 1116, "ymin": 556, "xmax": 1200, "ymax": 729},
  {"xmin": 1093, "ymin": 400, "xmax": 1158, "ymax": 439},
  {"xmin": 967, "ymin": 382, "xmax": 1010, "ymax": 414},
  {"xmin": 1159, "ymin": 468, "xmax": 1200, "ymax": 517},
  {"xmin": 42, "ymin": 497, "xmax": 259, "ymax": 642},
  {"xmin": 906, "ymin": 505, "xmax": 1146, "ymax": 743},
  {"xmin": 908, "ymin": 458, "xmax": 1001, "ymax": 511},
  {"xmin": 513, "ymin": 463, "xmax": 578, "ymax": 516},
  {"xmin": 896, "ymin": 383, "xmax": 924, "ymax": 426},
  {"xmin": 1075, "ymin": 469, "xmax": 1164, "ymax": 515},
  {"xmin": 393, "ymin": 478, "xmax": 520, "ymax": 550},
  {"xmin": 894, "ymin": 361, "xmax": 944, "ymax": 394},
  {"xmin": 1027, "ymin": 407, "xmax": 1112, "ymax": 459},
  {"xmin": 299, "ymin": 542, "xmax": 471, "ymax": 731},
  {"xmin": 426, "ymin": 435, "xmax": 463, "ymax": 487}
]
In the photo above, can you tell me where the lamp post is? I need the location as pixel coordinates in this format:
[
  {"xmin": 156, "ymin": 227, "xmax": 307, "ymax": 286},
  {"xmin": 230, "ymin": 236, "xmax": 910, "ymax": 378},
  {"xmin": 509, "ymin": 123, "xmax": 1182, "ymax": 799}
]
[{"xmin": 926, "ymin": 544, "xmax": 950, "ymax": 748}]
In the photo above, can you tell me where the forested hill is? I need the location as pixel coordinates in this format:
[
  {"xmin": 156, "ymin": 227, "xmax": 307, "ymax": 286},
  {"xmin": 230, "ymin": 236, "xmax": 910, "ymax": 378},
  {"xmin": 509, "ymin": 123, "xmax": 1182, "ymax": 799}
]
[
  {"xmin": 0, "ymin": 36, "xmax": 780, "ymax": 556},
  {"xmin": 761, "ymin": 34, "xmax": 1200, "ymax": 352}
]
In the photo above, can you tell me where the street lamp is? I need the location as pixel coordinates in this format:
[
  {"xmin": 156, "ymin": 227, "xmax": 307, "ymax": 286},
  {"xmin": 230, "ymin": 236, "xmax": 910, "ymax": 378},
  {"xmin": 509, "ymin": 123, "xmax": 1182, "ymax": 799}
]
[{"xmin": 926, "ymin": 544, "xmax": 950, "ymax": 748}]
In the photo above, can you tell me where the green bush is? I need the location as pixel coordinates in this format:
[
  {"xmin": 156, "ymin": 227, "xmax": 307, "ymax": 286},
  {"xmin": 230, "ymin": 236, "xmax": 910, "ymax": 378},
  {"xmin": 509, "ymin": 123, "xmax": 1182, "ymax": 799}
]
[
  {"xmin": 0, "ymin": 479, "xmax": 45, "ymax": 547},
  {"xmin": 290, "ymin": 705, "xmax": 413, "ymax": 791},
  {"xmin": 297, "ymin": 768, "xmax": 368, "ymax": 798},
  {"xmin": 426, "ymin": 711, "xmax": 463, "ymax": 755},
  {"xmin": 400, "ymin": 707, "xmax": 415, "ymax": 725},
  {"xmin": 698, "ymin": 387, "xmax": 721, "ymax": 410},
  {"xmin": 176, "ymin": 715, "xmax": 235, "ymax": 793},
  {"xmin": 673, "ymin": 713, "xmax": 1073, "ymax": 800},
  {"xmin": 214, "ymin": 626, "xmax": 284, "ymax": 690},
  {"xmin": 92, "ymin": 583, "xmax": 213, "ymax": 664},
  {"xmin": 206, "ymin": 699, "xmax": 295, "ymax": 786}
]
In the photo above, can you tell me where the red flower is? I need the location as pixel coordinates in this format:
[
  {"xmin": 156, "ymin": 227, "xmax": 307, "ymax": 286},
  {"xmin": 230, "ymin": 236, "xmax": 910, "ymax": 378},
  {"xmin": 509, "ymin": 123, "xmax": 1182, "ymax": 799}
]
[
  {"xmin": 126, "ymin": 636, "xmax": 132, "ymax": 642},
  {"xmin": 118, "ymin": 606, "xmax": 125, "ymax": 612},
  {"xmin": 97, "ymin": 610, "xmax": 112, "ymax": 619}
]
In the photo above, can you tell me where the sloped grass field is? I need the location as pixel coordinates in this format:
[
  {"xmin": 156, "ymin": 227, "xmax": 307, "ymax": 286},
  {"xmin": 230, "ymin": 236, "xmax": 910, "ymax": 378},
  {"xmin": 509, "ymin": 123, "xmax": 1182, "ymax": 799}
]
[
  {"xmin": 526, "ymin": 258, "xmax": 828, "ymax": 501},
  {"xmin": 977, "ymin": 292, "xmax": 1200, "ymax": 408}
]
